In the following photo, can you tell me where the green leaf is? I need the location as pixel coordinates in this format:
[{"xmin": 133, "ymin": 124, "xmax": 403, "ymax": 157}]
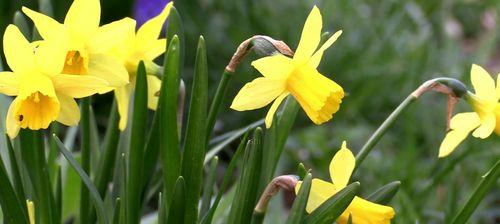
[
  {"xmin": 13, "ymin": 11, "xmax": 30, "ymax": 38},
  {"xmin": 228, "ymin": 128, "xmax": 264, "ymax": 224},
  {"xmin": 205, "ymin": 119, "xmax": 264, "ymax": 164},
  {"xmin": 55, "ymin": 166, "xmax": 62, "ymax": 223},
  {"xmin": 181, "ymin": 36, "xmax": 209, "ymax": 224},
  {"xmin": 167, "ymin": 177, "xmax": 186, "ymax": 224},
  {"xmin": 206, "ymin": 71, "xmax": 232, "ymax": 143},
  {"xmin": 112, "ymin": 198, "xmax": 121, "ymax": 224},
  {"xmin": 201, "ymin": 130, "xmax": 250, "ymax": 224},
  {"xmin": 125, "ymin": 61, "xmax": 149, "ymax": 224},
  {"xmin": 80, "ymin": 97, "xmax": 92, "ymax": 224},
  {"xmin": 141, "ymin": 104, "xmax": 160, "ymax": 197},
  {"xmin": 285, "ymin": 173, "xmax": 312, "ymax": 224},
  {"xmin": 200, "ymin": 157, "xmax": 219, "ymax": 217},
  {"xmin": 166, "ymin": 6, "xmax": 185, "ymax": 73},
  {"xmin": 304, "ymin": 182, "xmax": 360, "ymax": 224},
  {"xmin": 20, "ymin": 129, "xmax": 58, "ymax": 224},
  {"xmin": 159, "ymin": 35, "xmax": 181, "ymax": 209},
  {"xmin": 0, "ymin": 146, "xmax": 29, "ymax": 224},
  {"xmin": 297, "ymin": 163, "xmax": 308, "ymax": 180},
  {"xmin": 5, "ymin": 135, "xmax": 26, "ymax": 203},
  {"xmin": 366, "ymin": 181, "xmax": 400, "ymax": 205},
  {"xmin": 452, "ymin": 159, "xmax": 500, "ymax": 224},
  {"xmin": 48, "ymin": 123, "xmax": 60, "ymax": 185},
  {"xmin": 53, "ymin": 135, "xmax": 109, "ymax": 224}
]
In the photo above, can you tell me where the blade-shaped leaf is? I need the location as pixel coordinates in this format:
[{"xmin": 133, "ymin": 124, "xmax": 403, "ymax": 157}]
[
  {"xmin": 285, "ymin": 173, "xmax": 312, "ymax": 224},
  {"xmin": 0, "ymin": 148, "xmax": 29, "ymax": 224},
  {"xmin": 80, "ymin": 97, "xmax": 91, "ymax": 224},
  {"xmin": 167, "ymin": 177, "xmax": 186, "ymax": 224},
  {"xmin": 200, "ymin": 157, "xmax": 219, "ymax": 217},
  {"xmin": 367, "ymin": 181, "xmax": 401, "ymax": 205}
]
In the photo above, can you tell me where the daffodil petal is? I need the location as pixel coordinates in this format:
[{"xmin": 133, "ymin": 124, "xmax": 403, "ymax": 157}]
[
  {"xmin": 496, "ymin": 73, "xmax": 500, "ymax": 99},
  {"xmin": 136, "ymin": 2, "xmax": 173, "ymax": 44},
  {"xmin": 0, "ymin": 72, "xmax": 19, "ymax": 96},
  {"xmin": 472, "ymin": 113, "xmax": 496, "ymax": 139},
  {"xmin": 302, "ymin": 178, "xmax": 337, "ymax": 213},
  {"xmin": 52, "ymin": 74, "xmax": 109, "ymax": 98},
  {"xmin": 22, "ymin": 7, "xmax": 66, "ymax": 40},
  {"xmin": 115, "ymin": 84, "xmax": 133, "ymax": 130},
  {"xmin": 34, "ymin": 39, "xmax": 68, "ymax": 76},
  {"xmin": 6, "ymin": 98, "xmax": 21, "ymax": 138},
  {"xmin": 64, "ymin": 0, "xmax": 100, "ymax": 40},
  {"xmin": 265, "ymin": 92, "xmax": 289, "ymax": 128},
  {"xmin": 337, "ymin": 196, "xmax": 395, "ymax": 224},
  {"xmin": 309, "ymin": 30, "xmax": 342, "ymax": 68},
  {"xmin": 294, "ymin": 6, "xmax": 322, "ymax": 63},
  {"xmin": 439, "ymin": 112, "xmax": 481, "ymax": 157},
  {"xmin": 147, "ymin": 75, "xmax": 161, "ymax": 110},
  {"xmin": 56, "ymin": 94, "xmax": 80, "ymax": 126},
  {"xmin": 494, "ymin": 104, "xmax": 500, "ymax": 135},
  {"xmin": 3, "ymin": 25, "xmax": 35, "ymax": 73},
  {"xmin": 230, "ymin": 77, "xmax": 286, "ymax": 111},
  {"xmin": 18, "ymin": 74, "xmax": 56, "ymax": 99},
  {"xmin": 329, "ymin": 141, "xmax": 355, "ymax": 188},
  {"xmin": 87, "ymin": 54, "xmax": 129, "ymax": 88},
  {"xmin": 471, "ymin": 64, "xmax": 497, "ymax": 103},
  {"xmin": 89, "ymin": 18, "xmax": 136, "ymax": 54},
  {"xmin": 251, "ymin": 54, "xmax": 294, "ymax": 78},
  {"xmin": 142, "ymin": 39, "xmax": 167, "ymax": 60}
]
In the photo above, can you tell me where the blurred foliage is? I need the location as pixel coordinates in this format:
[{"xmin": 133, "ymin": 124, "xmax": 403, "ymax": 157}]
[{"xmin": 0, "ymin": 0, "xmax": 499, "ymax": 223}]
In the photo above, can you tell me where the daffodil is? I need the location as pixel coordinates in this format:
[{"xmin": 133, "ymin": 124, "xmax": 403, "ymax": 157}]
[
  {"xmin": 231, "ymin": 6, "xmax": 344, "ymax": 128},
  {"xmin": 295, "ymin": 141, "xmax": 395, "ymax": 224},
  {"xmin": 111, "ymin": 2, "xmax": 173, "ymax": 130},
  {"xmin": 439, "ymin": 64, "xmax": 499, "ymax": 157},
  {"xmin": 22, "ymin": 0, "xmax": 130, "ymax": 93},
  {"xmin": 0, "ymin": 25, "xmax": 108, "ymax": 138}
]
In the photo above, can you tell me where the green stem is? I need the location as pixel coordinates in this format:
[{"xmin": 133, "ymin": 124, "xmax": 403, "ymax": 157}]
[
  {"xmin": 354, "ymin": 95, "xmax": 417, "ymax": 172},
  {"xmin": 206, "ymin": 70, "xmax": 232, "ymax": 143},
  {"xmin": 80, "ymin": 97, "xmax": 91, "ymax": 224}
]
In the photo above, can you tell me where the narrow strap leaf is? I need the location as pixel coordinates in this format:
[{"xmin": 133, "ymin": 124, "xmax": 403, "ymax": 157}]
[
  {"xmin": 5, "ymin": 135, "xmax": 26, "ymax": 203},
  {"xmin": 366, "ymin": 181, "xmax": 401, "ymax": 205},
  {"xmin": 206, "ymin": 70, "xmax": 232, "ymax": 143},
  {"xmin": 0, "ymin": 146, "xmax": 29, "ymax": 224},
  {"xmin": 53, "ymin": 135, "xmax": 109, "ymax": 224},
  {"xmin": 285, "ymin": 173, "xmax": 312, "ymax": 224},
  {"xmin": 112, "ymin": 198, "xmax": 121, "ymax": 224},
  {"xmin": 200, "ymin": 157, "xmax": 219, "ymax": 217},
  {"xmin": 80, "ymin": 97, "xmax": 92, "ymax": 224},
  {"xmin": 304, "ymin": 182, "xmax": 360, "ymax": 224},
  {"xmin": 167, "ymin": 177, "xmax": 186, "ymax": 224}
]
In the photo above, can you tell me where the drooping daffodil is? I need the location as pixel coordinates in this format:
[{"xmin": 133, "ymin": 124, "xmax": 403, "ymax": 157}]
[
  {"xmin": 231, "ymin": 6, "xmax": 345, "ymax": 128},
  {"xmin": 22, "ymin": 0, "xmax": 130, "ymax": 93},
  {"xmin": 0, "ymin": 25, "xmax": 109, "ymax": 138},
  {"xmin": 295, "ymin": 141, "xmax": 395, "ymax": 224},
  {"xmin": 439, "ymin": 64, "xmax": 499, "ymax": 157},
  {"xmin": 111, "ymin": 2, "xmax": 173, "ymax": 130}
]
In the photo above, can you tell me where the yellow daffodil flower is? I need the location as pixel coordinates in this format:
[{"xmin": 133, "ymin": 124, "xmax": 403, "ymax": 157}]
[
  {"xmin": 111, "ymin": 2, "xmax": 173, "ymax": 130},
  {"xmin": 22, "ymin": 0, "xmax": 130, "ymax": 93},
  {"xmin": 0, "ymin": 25, "xmax": 108, "ymax": 138},
  {"xmin": 231, "ymin": 6, "xmax": 344, "ymax": 128},
  {"xmin": 439, "ymin": 64, "xmax": 499, "ymax": 157},
  {"xmin": 295, "ymin": 141, "xmax": 395, "ymax": 224}
]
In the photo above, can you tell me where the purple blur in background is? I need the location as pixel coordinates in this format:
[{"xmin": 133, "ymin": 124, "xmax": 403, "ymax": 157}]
[{"xmin": 133, "ymin": 0, "xmax": 171, "ymax": 26}]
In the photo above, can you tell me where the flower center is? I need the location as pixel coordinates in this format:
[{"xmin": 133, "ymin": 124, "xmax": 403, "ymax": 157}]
[
  {"xmin": 62, "ymin": 51, "xmax": 88, "ymax": 75},
  {"xmin": 16, "ymin": 92, "xmax": 60, "ymax": 130}
]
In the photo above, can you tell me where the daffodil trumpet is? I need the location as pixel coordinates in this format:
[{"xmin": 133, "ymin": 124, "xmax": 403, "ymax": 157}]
[{"xmin": 231, "ymin": 6, "xmax": 345, "ymax": 128}]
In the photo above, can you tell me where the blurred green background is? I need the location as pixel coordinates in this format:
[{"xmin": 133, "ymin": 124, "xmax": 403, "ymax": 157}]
[{"xmin": 0, "ymin": 0, "xmax": 499, "ymax": 223}]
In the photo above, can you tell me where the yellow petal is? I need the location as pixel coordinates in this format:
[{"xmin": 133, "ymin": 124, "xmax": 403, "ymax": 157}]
[
  {"xmin": 87, "ymin": 54, "xmax": 130, "ymax": 88},
  {"xmin": 287, "ymin": 66, "xmax": 344, "ymax": 124},
  {"xmin": 56, "ymin": 93, "xmax": 80, "ymax": 126},
  {"xmin": 472, "ymin": 113, "xmax": 496, "ymax": 139},
  {"xmin": 337, "ymin": 197, "xmax": 395, "ymax": 224},
  {"xmin": 3, "ymin": 25, "xmax": 35, "ymax": 73},
  {"xmin": 142, "ymin": 39, "xmax": 167, "ymax": 60},
  {"xmin": 6, "ymin": 99, "xmax": 21, "ymax": 138},
  {"xmin": 330, "ymin": 141, "xmax": 355, "ymax": 188},
  {"xmin": 309, "ymin": 30, "xmax": 342, "ymax": 68},
  {"xmin": 251, "ymin": 54, "xmax": 294, "ymax": 78},
  {"xmin": 265, "ymin": 92, "xmax": 289, "ymax": 128},
  {"xmin": 18, "ymin": 73, "xmax": 56, "ymax": 99},
  {"xmin": 22, "ymin": 7, "xmax": 66, "ymax": 40},
  {"xmin": 294, "ymin": 6, "xmax": 322, "ymax": 63},
  {"xmin": 26, "ymin": 200, "xmax": 35, "ymax": 224},
  {"xmin": 0, "ymin": 72, "xmax": 19, "ymax": 96},
  {"xmin": 115, "ymin": 84, "xmax": 133, "ymax": 130},
  {"xmin": 439, "ymin": 112, "xmax": 481, "ymax": 157},
  {"xmin": 496, "ymin": 74, "xmax": 499, "ymax": 99},
  {"xmin": 89, "ymin": 18, "xmax": 136, "ymax": 54},
  {"xmin": 34, "ymin": 39, "xmax": 69, "ymax": 76},
  {"xmin": 52, "ymin": 74, "xmax": 109, "ymax": 98},
  {"xmin": 16, "ymin": 92, "xmax": 60, "ymax": 130},
  {"xmin": 230, "ymin": 77, "xmax": 286, "ymax": 111},
  {"xmin": 302, "ymin": 178, "xmax": 337, "ymax": 213},
  {"xmin": 136, "ymin": 2, "xmax": 173, "ymax": 44},
  {"xmin": 64, "ymin": 0, "xmax": 100, "ymax": 41},
  {"xmin": 147, "ymin": 75, "xmax": 161, "ymax": 110},
  {"xmin": 471, "ymin": 64, "xmax": 497, "ymax": 103}
]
